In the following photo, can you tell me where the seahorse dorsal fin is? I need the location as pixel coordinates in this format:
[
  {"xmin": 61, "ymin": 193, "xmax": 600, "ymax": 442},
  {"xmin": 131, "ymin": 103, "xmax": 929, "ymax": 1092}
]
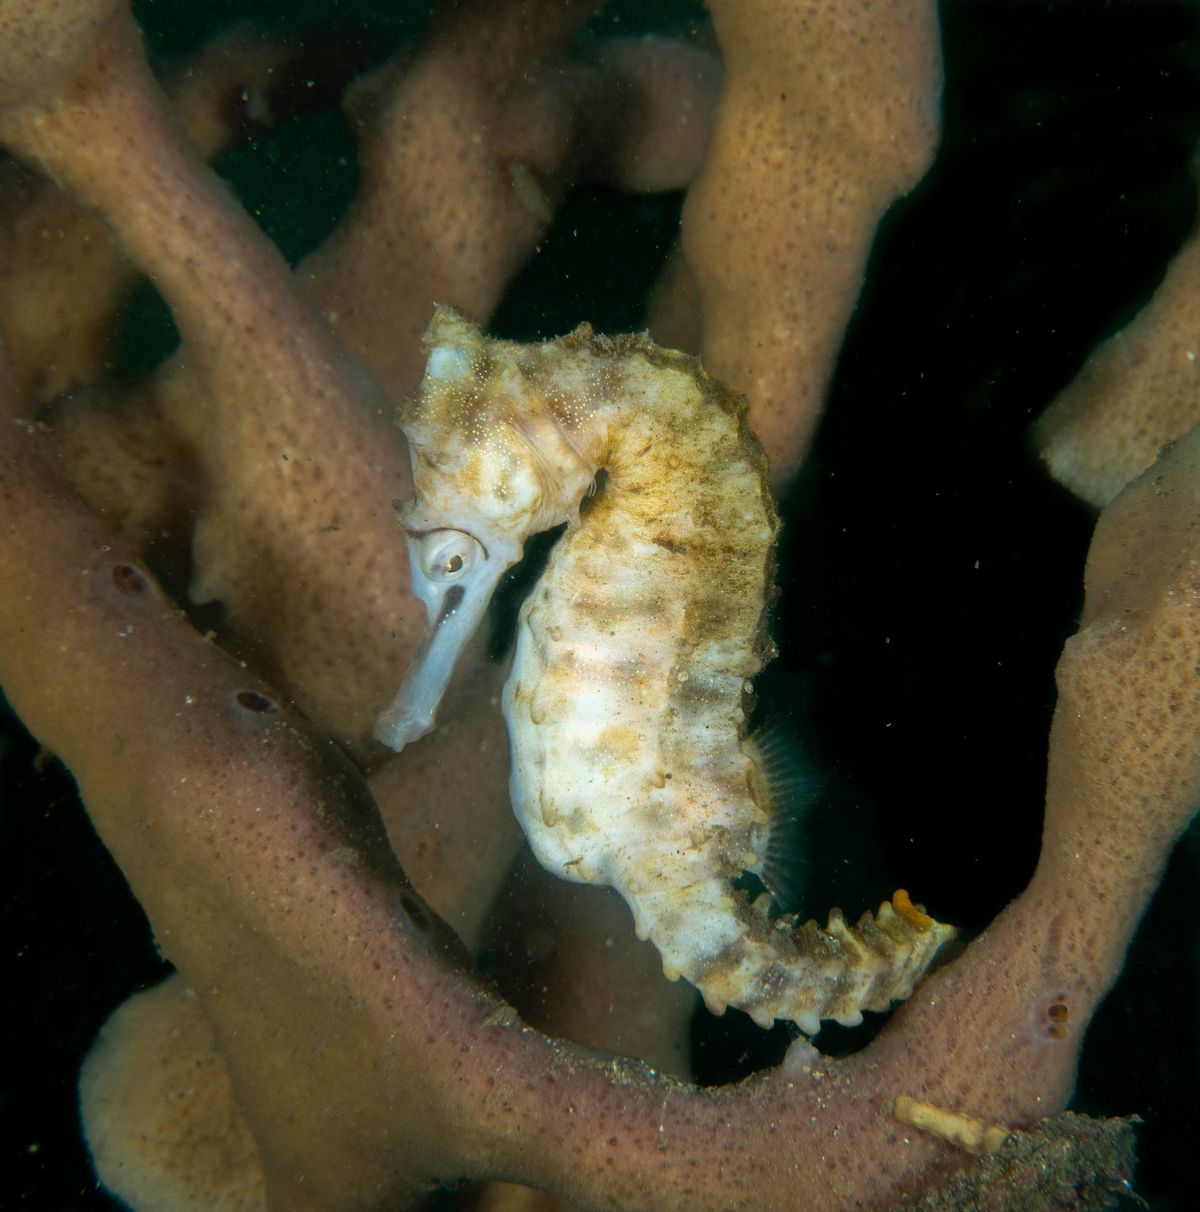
[{"xmin": 747, "ymin": 720, "xmax": 821, "ymax": 914}]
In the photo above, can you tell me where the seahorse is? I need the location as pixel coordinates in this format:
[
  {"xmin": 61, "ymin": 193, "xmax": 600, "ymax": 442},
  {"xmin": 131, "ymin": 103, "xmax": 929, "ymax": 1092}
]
[{"xmin": 376, "ymin": 306, "xmax": 953, "ymax": 1033}]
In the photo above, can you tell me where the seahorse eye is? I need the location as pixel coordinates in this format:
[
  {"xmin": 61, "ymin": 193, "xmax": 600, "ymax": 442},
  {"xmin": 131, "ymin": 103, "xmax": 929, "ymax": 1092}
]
[{"xmin": 417, "ymin": 530, "xmax": 482, "ymax": 583}]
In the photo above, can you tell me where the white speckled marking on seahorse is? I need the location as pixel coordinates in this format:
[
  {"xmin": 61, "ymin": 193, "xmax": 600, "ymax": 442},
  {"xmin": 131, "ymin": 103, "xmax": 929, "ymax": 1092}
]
[{"xmin": 376, "ymin": 306, "xmax": 953, "ymax": 1033}]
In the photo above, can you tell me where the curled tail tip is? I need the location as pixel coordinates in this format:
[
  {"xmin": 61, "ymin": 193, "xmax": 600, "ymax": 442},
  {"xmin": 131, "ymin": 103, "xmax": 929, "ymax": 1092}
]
[
  {"xmin": 891, "ymin": 887, "xmax": 933, "ymax": 927},
  {"xmin": 884, "ymin": 888, "xmax": 957, "ymax": 944}
]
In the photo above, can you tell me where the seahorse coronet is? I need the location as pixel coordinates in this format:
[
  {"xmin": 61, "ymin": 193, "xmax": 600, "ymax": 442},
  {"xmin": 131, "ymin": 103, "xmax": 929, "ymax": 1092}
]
[{"xmin": 377, "ymin": 305, "xmax": 955, "ymax": 1032}]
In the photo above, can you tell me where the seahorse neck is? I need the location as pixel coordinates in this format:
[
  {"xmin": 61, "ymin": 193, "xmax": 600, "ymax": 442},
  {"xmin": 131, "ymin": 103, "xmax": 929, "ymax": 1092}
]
[{"xmin": 565, "ymin": 354, "xmax": 769, "ymax": 542}]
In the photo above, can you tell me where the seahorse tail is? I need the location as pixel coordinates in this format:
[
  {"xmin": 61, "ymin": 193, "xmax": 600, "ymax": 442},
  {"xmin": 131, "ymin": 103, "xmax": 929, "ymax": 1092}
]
[
  {"xmin": 786, "ymin": 892, "xmax": 956, "ymax": 1028},
  {"xmin": 646, "ymin": 885, "xmax": 955, "ymax": 1035}
]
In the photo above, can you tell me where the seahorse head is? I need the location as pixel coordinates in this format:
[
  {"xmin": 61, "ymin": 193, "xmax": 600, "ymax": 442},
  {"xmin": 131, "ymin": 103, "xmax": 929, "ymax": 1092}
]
[{"xmin": 375, "ymin": 306, "xmax": 596, "ymax": 751}]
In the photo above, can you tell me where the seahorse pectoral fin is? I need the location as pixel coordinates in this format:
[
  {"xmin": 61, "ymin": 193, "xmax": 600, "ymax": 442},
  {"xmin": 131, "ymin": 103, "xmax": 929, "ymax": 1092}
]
[{"xmin": 374, "ymin": 536, "xmax": 515, "ymax": 751}]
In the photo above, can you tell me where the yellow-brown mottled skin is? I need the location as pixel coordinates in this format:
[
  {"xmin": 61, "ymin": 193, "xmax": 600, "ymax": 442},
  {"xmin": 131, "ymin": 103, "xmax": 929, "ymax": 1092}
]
[{"xmin": 392, "ymin": 309, "xmax": 953, "ymax": 1032}]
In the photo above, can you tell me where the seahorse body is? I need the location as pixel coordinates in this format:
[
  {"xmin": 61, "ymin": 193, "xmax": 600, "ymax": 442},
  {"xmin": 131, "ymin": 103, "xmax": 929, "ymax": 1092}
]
[{"xmin": 377, "ymin": 307, "xmax": 953, "ymax": 1033}]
